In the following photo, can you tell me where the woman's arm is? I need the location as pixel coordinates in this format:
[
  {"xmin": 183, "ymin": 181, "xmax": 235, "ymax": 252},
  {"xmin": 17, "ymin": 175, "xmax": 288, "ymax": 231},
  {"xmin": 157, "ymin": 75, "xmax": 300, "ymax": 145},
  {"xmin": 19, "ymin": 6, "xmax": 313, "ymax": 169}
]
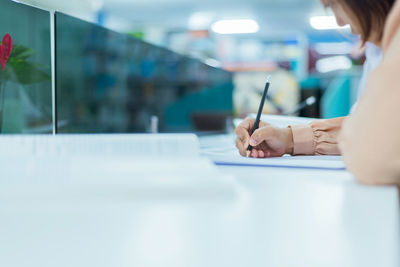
[
  {"xmin": 339, "ymin": 1, "xmax": 400, "ymax": 186},
  {"xmin": 234, "ymin": 116, "xmax": 346, "ymax": 157},
  {"xmin": 290, "ymin": 117, "xmax": 345, "ymax": 155},
  {"xmin": 339, "ymin": 64, "xmax": 400, "ymax": 186}
]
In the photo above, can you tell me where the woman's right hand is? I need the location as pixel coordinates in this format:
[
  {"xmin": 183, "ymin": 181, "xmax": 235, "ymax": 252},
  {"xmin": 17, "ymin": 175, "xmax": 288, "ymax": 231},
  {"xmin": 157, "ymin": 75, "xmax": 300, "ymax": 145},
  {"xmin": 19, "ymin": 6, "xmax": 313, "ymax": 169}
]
[{"xmin": 234, "ymin": 118, "xmax": 294, "ymax": 158}]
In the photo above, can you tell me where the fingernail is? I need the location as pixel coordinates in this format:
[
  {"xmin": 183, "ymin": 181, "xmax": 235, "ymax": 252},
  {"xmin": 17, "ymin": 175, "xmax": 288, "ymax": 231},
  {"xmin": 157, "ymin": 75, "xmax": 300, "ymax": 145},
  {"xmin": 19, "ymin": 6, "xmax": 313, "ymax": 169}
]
[{"xmin": 249, "ymin": 138, "xmax": 257, "ymax": 146}]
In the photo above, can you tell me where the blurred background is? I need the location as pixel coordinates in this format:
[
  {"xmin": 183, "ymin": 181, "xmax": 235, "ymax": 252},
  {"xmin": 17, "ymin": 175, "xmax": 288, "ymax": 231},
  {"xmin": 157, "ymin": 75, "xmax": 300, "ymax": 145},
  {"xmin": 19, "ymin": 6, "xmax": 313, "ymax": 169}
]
[{"xmin": 1, "ymin": 0, "xmax": 364, "ymax": 133}]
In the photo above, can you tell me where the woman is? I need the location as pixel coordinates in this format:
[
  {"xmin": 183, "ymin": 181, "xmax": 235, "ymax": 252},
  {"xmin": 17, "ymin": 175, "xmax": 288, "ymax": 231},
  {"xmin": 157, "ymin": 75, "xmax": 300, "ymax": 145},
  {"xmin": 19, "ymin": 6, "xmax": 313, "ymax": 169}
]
[
  {"xmin": 235, "ymin": 0, "xmax": 395, "ymax": 158},
  {"xmin": 339, "ymin": 0, "xmax": 400, "ymax": 186}
]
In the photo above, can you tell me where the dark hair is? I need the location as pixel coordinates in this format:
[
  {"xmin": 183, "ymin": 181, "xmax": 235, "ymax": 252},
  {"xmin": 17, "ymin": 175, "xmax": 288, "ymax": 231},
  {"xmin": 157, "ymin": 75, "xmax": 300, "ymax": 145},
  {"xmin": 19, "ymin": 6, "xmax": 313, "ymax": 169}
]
[{"xmin": 338, "ymin": 0, "xmax": 395, "ymax": 43}]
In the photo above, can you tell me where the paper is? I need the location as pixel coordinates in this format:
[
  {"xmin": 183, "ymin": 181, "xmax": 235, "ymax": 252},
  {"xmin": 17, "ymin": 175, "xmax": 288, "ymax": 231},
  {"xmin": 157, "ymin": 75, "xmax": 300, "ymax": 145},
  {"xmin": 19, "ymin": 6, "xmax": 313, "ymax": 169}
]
[
  {"xmin": 200, "ymin": 142, "xmax": 345, "ymax": 171},
  {"xmin": 0, "ymin": 134, "xmax": 200, "ymax": 157},
  {"xmin": 209, "ymin": 154, "xmax": 346, "ymax": 170},
  {"xmin": 199, "ymin": 132, "xmax": 345, "ymax": 170}
]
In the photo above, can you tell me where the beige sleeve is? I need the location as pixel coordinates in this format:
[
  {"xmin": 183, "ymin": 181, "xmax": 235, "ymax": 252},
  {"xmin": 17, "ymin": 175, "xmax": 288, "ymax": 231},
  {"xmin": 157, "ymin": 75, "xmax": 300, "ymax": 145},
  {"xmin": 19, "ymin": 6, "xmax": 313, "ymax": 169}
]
[
  {"xmin": 339, "ymin": 1, "xmax": 400, "ymax": 186},
  {"xmin": 289, "ymin": 117, "xmax": 345, "ymax": 155}
]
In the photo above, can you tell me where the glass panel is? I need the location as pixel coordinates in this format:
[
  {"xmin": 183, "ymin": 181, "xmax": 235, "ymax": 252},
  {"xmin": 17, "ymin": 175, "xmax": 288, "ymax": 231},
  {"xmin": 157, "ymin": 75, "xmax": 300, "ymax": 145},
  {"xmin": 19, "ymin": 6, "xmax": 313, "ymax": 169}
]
[
  {"xmin": 0, "ymin": 0, "xmax": 52, "ymax": 133},
  {"xmin": 55, "ymin": 12, "xmax": 233, "ymax": 133}
]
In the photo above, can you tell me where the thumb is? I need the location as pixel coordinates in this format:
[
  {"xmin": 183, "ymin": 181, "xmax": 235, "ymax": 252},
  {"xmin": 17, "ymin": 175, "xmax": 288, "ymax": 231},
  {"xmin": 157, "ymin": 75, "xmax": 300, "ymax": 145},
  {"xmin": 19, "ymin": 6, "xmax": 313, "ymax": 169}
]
[{"xmin": 249, "ymin": 127, "xmax": 275, "ymax": 146}]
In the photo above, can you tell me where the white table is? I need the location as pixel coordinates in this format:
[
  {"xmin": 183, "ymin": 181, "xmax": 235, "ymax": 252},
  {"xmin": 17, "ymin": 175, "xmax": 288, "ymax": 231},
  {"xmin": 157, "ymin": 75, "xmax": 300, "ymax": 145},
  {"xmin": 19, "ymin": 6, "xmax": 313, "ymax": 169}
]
[
  {"xmin": 0, "ymin": 133, "xmax": 398, "ymax": 267},
  {"xmin": 199, "ymin": 132, "xmax": 400, "ymax": 267}
]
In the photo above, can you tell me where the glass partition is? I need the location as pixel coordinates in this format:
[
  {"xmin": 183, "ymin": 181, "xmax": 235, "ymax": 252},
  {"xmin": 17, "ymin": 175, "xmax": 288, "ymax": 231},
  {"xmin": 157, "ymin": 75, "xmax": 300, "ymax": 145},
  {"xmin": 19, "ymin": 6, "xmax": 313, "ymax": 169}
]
[
  {"xmin": 55, "ymin": 12, "xmax": 233, "ymax": 133},
  {"xmin": 0, "ymin": 0, "xmax": 52, "ymax": 133}
]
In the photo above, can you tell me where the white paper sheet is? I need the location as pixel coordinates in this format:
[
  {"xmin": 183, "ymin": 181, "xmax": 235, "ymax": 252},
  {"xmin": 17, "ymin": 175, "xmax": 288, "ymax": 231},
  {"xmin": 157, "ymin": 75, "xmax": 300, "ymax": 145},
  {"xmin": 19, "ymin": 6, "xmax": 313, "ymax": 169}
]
[
  {"xmin": 209, "ymin": 154, "xmax": 345, "ymax": 170},
  {"xmin": 199, "ymin": 133, "xmax": 345, "ymax": 170}
]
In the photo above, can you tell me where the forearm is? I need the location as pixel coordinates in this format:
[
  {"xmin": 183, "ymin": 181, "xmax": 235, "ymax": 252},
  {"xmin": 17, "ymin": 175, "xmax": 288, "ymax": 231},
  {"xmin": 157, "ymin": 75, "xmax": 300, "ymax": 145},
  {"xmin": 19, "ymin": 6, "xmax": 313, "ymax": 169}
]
[
  {"xmin": 289, "ymin": 117, "xmax": 346, "ymax": 155},
  {"xmin": 339, "ymin": 2, "xmax": 400, "ymax": 187},
  {"xmin": 340, "ymin": 67, "xmax": 400, "ymax": 186}
]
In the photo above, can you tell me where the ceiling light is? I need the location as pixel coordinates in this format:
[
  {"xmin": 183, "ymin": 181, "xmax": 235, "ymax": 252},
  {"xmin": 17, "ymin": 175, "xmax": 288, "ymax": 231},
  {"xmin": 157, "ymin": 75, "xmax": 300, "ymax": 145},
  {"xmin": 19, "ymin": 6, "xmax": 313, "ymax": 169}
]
[
  {"xmin": 211, "ymin": 19, "xmax": 259, "ymax": 34},
  {"xmin": 204, "ymin": 58, "xmax": 221, "ymax": 68},
  {"xmin": 89, "ymin": 0, "xmax": 104, "ymax": 11},
  {"xmin": 188, "ymin": 12, "xmax": 213, "ymax": 30}
]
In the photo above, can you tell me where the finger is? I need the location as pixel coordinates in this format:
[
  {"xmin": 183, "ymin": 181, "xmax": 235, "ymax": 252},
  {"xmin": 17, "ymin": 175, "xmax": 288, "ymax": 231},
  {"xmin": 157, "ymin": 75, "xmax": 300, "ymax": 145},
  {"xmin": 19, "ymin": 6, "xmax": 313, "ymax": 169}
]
[
  {"xmin": 258, "ymin": 142, "xmax": 269, "ymax": 152},
  {"xmin": 242, "ymin": 117, "xmax": 270, "ymax": 130},
  {"xmin": 243, "ymin": 139, "xmax": 249, "ymax": 150},
  {"xmin": 236, "ymin": 127, "xmax": 250, "ymax": 142},
  {"xmin": 254, "ymin": 143, "xmax": 272, "ymax": 158},
  {"xmin": 236, "ymin": 138, "xmax": 251, "ymax": 156},
  {"xmin": 234, "ymin": 120, "xmax": 252, "ymax": 141},
  {"xmin": 249, "ymin": 126, "xmax": 276, "ymax": 147},
  {"xmin": 259, "ymin": 120, "xmax": 270, "ymax": 127},
  {"xmin": 234, "ymin": 119, "xmax": 254, "ymax": 139},
  {"xmin": 251, "ymin": 148, "xmax": 258, "ymax": 158},
  {"xmin": 235, "ymin": 117, "xmax": 255, "ymax": 133},
  {"xmin": 235, "ymin": 117, "xmax": 270, "ymax": 142},
  {"xmin": 235, "ymin": 138, "xmax": 246, "ymax": 156},
  {"xmin": 259, "ymin": 144, "xmax": 276, "ymax": 158},
  {"xmin": 241, "ymin": 117, "xmax": 256, "ymax": 128}
]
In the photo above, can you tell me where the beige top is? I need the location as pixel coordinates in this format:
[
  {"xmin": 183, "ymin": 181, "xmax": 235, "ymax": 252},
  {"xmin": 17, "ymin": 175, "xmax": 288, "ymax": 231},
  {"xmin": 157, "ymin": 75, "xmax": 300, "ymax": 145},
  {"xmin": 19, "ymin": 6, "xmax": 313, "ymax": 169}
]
[
  {"xmin": 289, "ymin": 117, "xmax": 345, "ymax": 155},
  {"xmin": 339, "ymin": 0, "xmax": 400, "ymax": 186}
]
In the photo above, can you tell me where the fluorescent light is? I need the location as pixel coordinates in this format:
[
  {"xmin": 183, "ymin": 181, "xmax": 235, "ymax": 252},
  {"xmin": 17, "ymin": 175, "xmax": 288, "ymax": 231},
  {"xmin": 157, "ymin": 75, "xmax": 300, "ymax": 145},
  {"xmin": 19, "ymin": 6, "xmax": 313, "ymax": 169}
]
[
  {"xmin": 314, "ymin": 42, "xmax": 354, "ymax": 55},
  {"xmin": 306, "ymin": 96, "xmax": 316, "ymax": 106},
  {"xmin": 204, "ymin": 58, "xmax": 221, "ymax": 68},
  {"xmin": 188, "ymin": 12, "xmax": 213, "ymax": 30},
  {"xmin": 316, "ymin": 56, "xmax": 352, "ymax": 73},
  {"xmin": 211, "ymin": 19, "xmax": 259, "ymax": 34},
  {"xmin": 310, "ymin": 16, "xmax": 350, "ymax": 30},
  {"xmin": 90, "ymin": 0, "xmax": 104, "ymax": 11}
]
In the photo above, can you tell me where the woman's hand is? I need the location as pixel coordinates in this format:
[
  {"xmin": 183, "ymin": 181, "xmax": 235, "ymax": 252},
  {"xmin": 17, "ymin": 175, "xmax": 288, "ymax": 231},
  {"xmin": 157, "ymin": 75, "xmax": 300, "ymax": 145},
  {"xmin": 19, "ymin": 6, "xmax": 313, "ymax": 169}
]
[{"xmin": 234, "ymin": 118, "xmax": 294, "ymax": 158}]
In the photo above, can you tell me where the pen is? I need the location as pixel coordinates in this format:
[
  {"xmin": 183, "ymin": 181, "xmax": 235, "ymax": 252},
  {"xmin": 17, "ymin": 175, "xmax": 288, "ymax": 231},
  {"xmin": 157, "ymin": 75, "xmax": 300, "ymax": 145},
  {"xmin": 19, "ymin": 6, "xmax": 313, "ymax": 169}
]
[{"xmin": 246, "ymin": 76, "xmax": 271, "ymax": 158}]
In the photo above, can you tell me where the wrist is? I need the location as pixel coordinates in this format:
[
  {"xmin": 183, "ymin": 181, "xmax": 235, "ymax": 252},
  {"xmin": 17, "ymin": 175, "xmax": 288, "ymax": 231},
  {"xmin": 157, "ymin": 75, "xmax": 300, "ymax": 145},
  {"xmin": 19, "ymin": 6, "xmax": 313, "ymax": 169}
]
[{"xmin": 284, "ymin": 127, "xmax": 294, "ymax": 155}]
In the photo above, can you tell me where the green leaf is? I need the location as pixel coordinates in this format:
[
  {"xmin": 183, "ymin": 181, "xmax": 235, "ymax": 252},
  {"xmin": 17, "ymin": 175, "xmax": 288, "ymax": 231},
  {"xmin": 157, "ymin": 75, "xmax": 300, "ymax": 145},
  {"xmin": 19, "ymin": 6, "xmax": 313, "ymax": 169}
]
[
  {"xmin": 0, "ymin": 44, "xmax": 50, "ymax": 85},
  {"xmin": 8, "ymin": 61, "xmax": 50, "ymax": 84},
  {"xmin": 9, "ymin": 45, "xmax": 36, "ymax": 61}
]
